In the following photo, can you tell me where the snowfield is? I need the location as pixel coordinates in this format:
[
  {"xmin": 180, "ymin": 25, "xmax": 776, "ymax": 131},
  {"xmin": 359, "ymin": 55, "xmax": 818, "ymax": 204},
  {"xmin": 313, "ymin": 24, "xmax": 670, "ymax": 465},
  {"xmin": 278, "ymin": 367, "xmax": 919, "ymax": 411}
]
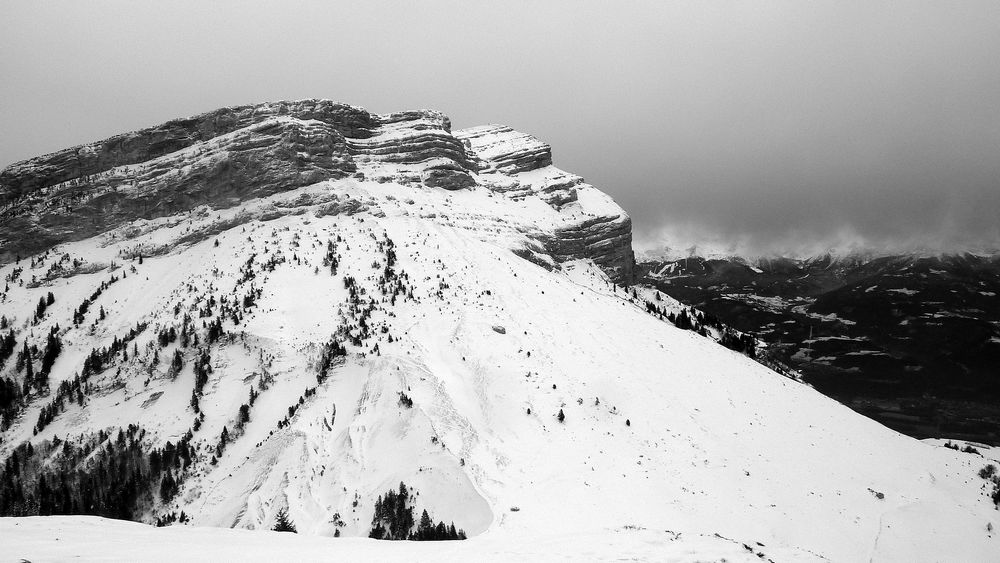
[
  {"xmin": 1, "ymin": 170, "xmax": 998, "ymax": 561},
  {"xmin": 2, "ymin": 515, "xmax": 818, "ymax": 562}
]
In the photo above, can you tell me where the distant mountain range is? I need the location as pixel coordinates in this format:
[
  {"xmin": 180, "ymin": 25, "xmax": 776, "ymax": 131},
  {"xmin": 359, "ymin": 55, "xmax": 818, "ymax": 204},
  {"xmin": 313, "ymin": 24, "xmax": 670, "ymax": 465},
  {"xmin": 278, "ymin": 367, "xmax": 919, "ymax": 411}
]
[{"xmin": 639, "ymin": 251, "xmax": 1000, "ymax": 444}]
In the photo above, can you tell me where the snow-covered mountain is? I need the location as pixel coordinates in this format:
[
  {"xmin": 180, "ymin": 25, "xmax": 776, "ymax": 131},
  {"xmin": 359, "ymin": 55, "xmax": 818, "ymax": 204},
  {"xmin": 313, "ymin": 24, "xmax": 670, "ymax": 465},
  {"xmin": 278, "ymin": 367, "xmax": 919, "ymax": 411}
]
[{"xmin": 0, "ymin": 101, "xmax": 997, "ymax": 562}]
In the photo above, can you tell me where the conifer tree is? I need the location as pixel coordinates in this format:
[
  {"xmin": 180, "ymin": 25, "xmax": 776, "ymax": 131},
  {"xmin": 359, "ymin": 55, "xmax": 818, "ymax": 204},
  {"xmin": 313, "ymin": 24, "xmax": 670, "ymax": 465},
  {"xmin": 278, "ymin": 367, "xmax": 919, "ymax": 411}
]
[
  {"xmin": 418, "ymin": 509, "xmax": 433, "ymax": 540},
  {"xmin": 24, "ymin": 350, "xmax": 34, "ymax": 388},
  {"xmin": 273, "ymin": 508, "xmax": 297, "ymax": 532},
  {"xmin": 170, "ymin": 350, "xmax": 183, "ymax": 376},
  {"xmin": 0, "ymin": 329, "xmax": 16, "ymax": 366}
]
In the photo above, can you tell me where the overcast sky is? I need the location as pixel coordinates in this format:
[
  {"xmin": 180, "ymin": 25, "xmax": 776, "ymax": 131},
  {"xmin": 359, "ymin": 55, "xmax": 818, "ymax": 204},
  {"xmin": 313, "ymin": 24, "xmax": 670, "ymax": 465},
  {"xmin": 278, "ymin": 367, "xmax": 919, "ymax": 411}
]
[{"xmin": 2, "ymin": 1, "xmax": 999, "ymax": 255}]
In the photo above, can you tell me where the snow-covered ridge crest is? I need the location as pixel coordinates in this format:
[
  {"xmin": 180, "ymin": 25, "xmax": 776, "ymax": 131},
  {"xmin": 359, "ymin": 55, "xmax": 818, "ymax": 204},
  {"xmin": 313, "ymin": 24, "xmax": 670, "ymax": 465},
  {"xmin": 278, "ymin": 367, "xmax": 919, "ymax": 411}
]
[{"xmin": 0, "ymin": 99, "xmax": 634, "ymax": 283}]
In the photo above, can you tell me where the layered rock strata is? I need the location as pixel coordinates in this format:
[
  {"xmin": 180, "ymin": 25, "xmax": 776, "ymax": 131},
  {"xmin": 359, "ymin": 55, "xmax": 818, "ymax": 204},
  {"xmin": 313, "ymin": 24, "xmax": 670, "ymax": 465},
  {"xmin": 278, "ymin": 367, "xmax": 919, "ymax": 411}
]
[{"xmin": 1, "ymin": 100, "xmax": 634, "ymax": 282}]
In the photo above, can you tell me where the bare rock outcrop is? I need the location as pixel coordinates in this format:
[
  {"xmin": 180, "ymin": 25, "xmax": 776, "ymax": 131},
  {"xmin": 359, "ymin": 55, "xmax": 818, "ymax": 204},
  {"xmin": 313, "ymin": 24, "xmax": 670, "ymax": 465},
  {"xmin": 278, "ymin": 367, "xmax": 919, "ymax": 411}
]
[
  {"xmin": 350, "ymin": 110, "xmax": 476, "ymax": 191},
  {"xmin": 456, "ymin": 125, "xmax": 552, "ymax": 174},
  {"xmin": 1, "ymin": 100, "xmax": 634, "ymax": 282},
  {"xmin": 457, "ymin": 124, "xmax": 634, "ymax": 283},
  {"xmin": 544, "ymin": 214, "xmax": 635, "ymax": 283}
]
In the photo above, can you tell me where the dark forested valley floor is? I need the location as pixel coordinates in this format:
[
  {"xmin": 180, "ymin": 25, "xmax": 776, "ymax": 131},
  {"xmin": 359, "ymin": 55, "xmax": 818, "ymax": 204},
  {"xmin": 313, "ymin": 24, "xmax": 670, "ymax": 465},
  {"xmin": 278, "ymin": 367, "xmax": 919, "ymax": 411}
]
[{"xmin": 641, "ymin": 252, "xmax": 1000, "ymax": 445}]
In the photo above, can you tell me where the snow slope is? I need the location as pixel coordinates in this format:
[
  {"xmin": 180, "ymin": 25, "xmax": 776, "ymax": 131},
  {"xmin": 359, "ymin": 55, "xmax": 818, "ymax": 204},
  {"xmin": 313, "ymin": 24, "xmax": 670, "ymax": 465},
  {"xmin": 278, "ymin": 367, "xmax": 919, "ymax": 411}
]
[
  {"xmin": 1, "ymin": 515, "xmax": 812, "ymax": 562},
  {"xmin": 0, "ymin": 145, "xmax": 997, "ymax": 562}
]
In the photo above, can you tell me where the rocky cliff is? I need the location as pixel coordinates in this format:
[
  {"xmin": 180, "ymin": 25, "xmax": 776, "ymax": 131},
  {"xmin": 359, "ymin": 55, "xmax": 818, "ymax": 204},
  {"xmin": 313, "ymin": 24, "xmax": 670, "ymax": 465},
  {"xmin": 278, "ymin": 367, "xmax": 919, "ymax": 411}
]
[
  {"xmin": 455, "ymin": 124, "xmax": 634, "ymax": 283},
  {"xmin": 0, "ymin": 100, "xmax": 633, "ymax": 282}
]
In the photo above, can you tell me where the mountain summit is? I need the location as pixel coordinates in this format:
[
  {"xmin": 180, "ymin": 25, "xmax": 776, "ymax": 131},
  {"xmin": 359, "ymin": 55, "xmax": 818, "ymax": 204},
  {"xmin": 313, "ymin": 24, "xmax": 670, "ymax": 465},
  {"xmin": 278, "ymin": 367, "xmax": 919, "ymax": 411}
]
[
  {"xmin": 0, "ymin": 99, "xmax": 634, "ymax": 283},
  {"xmin": 0, "ymin": 101, "xmax": 996, "ymax": 561}
]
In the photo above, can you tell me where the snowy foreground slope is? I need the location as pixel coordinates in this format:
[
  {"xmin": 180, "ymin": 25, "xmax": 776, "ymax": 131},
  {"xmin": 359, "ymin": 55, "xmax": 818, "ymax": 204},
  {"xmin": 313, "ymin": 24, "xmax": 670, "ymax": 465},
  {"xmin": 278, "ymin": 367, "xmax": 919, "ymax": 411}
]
[
  {"xmin": 0, "ymin": 516, "xmax": 823, "ymax": 563},
  {"xmin": 0, "ymin": 102, "xmax": 998, "ymax": 561}
]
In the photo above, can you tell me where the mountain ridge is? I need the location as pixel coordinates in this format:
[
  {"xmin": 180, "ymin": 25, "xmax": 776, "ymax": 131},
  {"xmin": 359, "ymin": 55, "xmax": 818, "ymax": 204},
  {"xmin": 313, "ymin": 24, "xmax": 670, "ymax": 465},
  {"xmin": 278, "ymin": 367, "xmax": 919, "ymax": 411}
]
[
  {"xmin": 639, "ymin": 245, "xmax": 1000, "ymax": 270},
  {"xmin": 0, "ymin": 99, "xmax": 634, "ymax": 283},
  {"xmin": 0, "ymin": 101, "xmax": 997, "ymax": 561}
]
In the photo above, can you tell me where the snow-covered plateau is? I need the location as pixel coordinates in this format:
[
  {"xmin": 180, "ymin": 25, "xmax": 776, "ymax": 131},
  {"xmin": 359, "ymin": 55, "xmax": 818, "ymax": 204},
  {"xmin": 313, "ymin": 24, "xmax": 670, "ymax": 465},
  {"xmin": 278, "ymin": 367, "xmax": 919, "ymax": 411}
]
[{"xmin": 0, "ymin": 101, "xmax": 997, "ymax": 561}]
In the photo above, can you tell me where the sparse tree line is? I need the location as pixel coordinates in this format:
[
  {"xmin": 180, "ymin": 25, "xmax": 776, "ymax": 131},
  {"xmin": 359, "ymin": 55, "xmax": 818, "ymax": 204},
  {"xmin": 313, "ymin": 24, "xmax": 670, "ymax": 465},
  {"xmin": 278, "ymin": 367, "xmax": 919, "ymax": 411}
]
[
  {"xmin": 33, "ymin": 292, "xmax": 55, "ymax": 323},
  {"xmin": 322, "ymin": 238, "xmax": 340, "ymax": 275},
  {"xmin": 36, "ymin": 322, "xmax": 148, "ymax": 434},
  {"xmin": 335, "ymin": 233, "xmax": 414, "ymax": 355},
  {"xmin": 0, "ymin": 326, "xmax": 67, "ymax": 432},
  {"xmin": 644, "ymin": 297, "xmax": 757, "ymax": 358},
  {"xmin": 977, "ymin": 464, "xmax": 1000, "ymax": 507},
  {"xmin": 0, "ymin": 272, "xmax": 130, "ymax": 430},
  {"xmin": 316, "ymin": 337, "xmax": 347, "ymax": 384},
  {"xmin": 72, "ymin": 274, "xmax": 120, "ymax": 326}
]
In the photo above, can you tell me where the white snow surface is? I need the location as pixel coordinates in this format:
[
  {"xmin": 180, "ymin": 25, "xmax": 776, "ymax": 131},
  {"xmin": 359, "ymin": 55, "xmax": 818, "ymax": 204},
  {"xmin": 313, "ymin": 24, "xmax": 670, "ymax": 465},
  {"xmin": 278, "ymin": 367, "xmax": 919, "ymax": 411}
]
[
  {"xmin": 0, "ymin": 176, "xmax": 997, "ymax": 562},
  {"xmin": 2, "ymin": 515, "xmax": 819, "ymax": 562}
]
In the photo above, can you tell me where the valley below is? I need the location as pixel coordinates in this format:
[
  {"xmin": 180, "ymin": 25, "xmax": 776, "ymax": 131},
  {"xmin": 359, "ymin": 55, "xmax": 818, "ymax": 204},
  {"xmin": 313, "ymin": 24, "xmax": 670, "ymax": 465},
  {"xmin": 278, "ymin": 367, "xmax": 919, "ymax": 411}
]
[{"xmin": 640, "ymin": 252, "xmax": 1000, "ymax": 445}]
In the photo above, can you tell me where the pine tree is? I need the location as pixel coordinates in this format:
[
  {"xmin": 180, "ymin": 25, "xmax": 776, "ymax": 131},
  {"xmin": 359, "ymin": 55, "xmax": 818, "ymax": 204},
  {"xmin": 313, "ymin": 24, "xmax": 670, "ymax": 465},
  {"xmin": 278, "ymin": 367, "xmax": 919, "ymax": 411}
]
[
  {"xmin": 159, "ymin": 471, "xmax": 176, "ymax": 502},
  {"xmin": 0, "ymin": 329, "xmax": 16, "ymax": 367},
  {"xmin": 170, "ymin": 350, "xmax": 183, "ymax": 376},
  {"xmin": 557, "ymin": 408, "xmax": 565, "ymax": 423},
  {"xmin": 217, "ymin": 426, "xmax": 229, "ymax": 455},
  {"xmin": 418, "ymin": 509, "xmax": 433, "ymax": 540},
  {"xmin": 37, "ymin": 330, "xmax": 62, "ymax": 390},
  {"xmin": 237, "ymin": 404, "xmax": 250, "ymax": 427},
  {"xmin": 273, "ymin": 508, "xmax": 297, "ymax": 532},
  {"xmin": 24, "ymin": 351, "xmax": 34, "ymax": 389}
]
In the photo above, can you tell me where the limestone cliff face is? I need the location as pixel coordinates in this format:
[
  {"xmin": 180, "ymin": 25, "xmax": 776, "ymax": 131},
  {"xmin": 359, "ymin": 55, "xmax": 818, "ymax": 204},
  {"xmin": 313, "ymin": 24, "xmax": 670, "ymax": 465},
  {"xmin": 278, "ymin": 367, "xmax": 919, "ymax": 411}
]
[
  {"xmin": 348, "ymin": 110, "xmax": 476, "ymax": 191},
  {"xmin": 456, "ymin": 124, "xmax": 635, "ymax": 283},
  {"xmin": 546, "ymin": 215, "xmax": 635, "ymax": 284},
  {"xmin": 455, "ymin": 125, "xmax": 552, "ymax": 174},
  {"xmin": 0, "ymin": 100, "xmax": 634, "ymax": 282},
  {"xmin": 0, "ymin": 100, "xmax": 374, "ymax": 205}
]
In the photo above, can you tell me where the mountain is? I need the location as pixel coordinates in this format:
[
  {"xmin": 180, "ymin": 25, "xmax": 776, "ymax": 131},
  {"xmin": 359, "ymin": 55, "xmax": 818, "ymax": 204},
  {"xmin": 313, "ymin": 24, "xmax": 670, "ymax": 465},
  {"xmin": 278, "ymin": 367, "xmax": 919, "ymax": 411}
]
[
  {"xmin": 639, "ymin": 252, "xmax": 1000, "ymax": 444},
  {"xmin": 0, "ymin": 101, "xmax": 998, "ymax": 561}
]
